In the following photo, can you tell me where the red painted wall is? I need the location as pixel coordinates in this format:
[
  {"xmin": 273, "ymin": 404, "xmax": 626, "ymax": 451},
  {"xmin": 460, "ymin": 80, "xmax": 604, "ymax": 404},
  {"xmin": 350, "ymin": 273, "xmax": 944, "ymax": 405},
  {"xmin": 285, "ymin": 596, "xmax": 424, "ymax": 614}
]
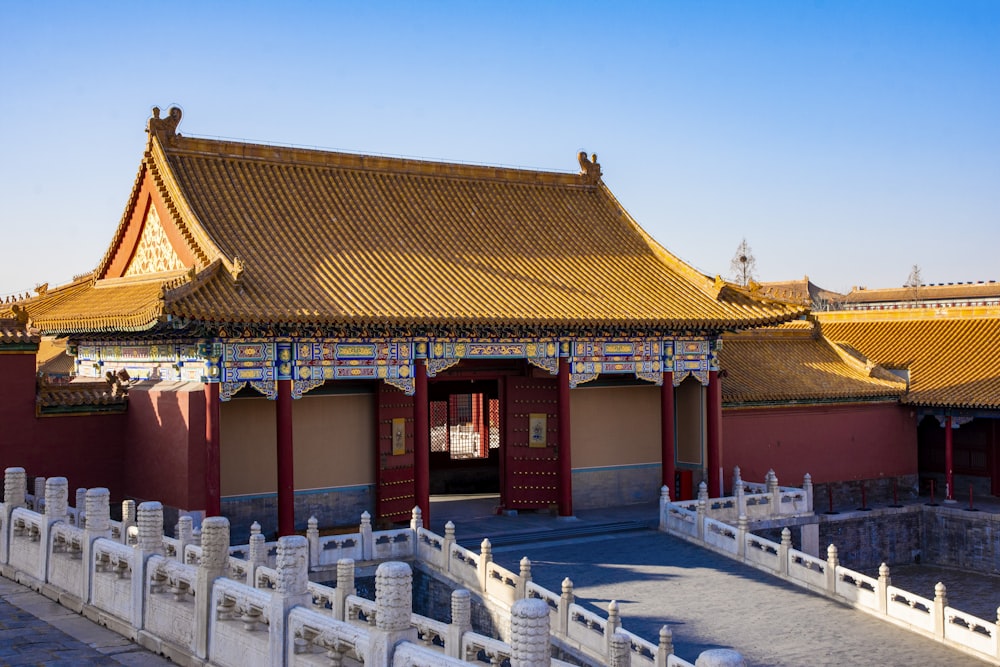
[
  {"xmin": 722, "ymin": 402, "xmax": 917, "ymax": 490},
  {"xmin": 0, "ymin": 351, "xmax": 127, "ymax": 496},
  {"xmin": 124, "ymin": 385, "xmax": 208, "ymax": 511}
]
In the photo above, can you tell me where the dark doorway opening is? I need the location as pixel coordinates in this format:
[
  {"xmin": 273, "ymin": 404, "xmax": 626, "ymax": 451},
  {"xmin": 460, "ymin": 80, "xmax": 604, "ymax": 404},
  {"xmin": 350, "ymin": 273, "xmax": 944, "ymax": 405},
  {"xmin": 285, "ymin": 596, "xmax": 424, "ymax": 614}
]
[{"xmin": 429, "ymin": 380, "xmax": 501, "ymax": 495}]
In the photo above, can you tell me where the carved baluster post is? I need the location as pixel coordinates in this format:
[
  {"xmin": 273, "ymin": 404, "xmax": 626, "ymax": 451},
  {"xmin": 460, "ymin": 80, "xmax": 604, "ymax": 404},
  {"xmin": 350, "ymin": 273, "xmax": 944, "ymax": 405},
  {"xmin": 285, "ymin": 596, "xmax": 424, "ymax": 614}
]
[
  {"xmin": 176, "ymin": 516, "xmax": 193, "ymax": 562},
  {"xmin": 247, "ymin": 531, "xmax": 266, "ymax": 587},
  {"xmin": 410, "ymin": 506, "xmax": 422, "ymax": 533},
  {"xmin": 826, "ymin": 544, "xmax": 839, "ymax": 594},
  {"xmin": 511, "ymin": 597, "xmax": 551, "ymax": 667},
  {"xmin": 802, "ymin": 473, "xmax": 813, "ymax": 513},
  {"xmin": 733, "ymin": 467, "xmax": 746, "ymax": 517},
  {"xmin": 33, "ymin": 476, "xmax": 46, "ymax": 512},
  {"xmin": 40, "ymin": 477, "xmax": 68, "ymax": 582},
  {"xmin": 659, "ymin": 486, "xmax": 670, "ymax": 532},
  {"xmin": 368, "ymin": 561, "xmax": 417, "ymax": 667},
  {"xmin": 4, "ymin": 467, "xmax": 27, "ymax": 507},
  {"xmin": 479, "ymin": 538, "xmax": 493, "ymax": 592},
  {"xmin": 610, "ymin": 631, "xmax": 631, "ymax": 667},
  {"xmin": 196, "ymin": 516, "xmax": 230, "ymax": 659},
  {"xmin": 1, "ymin": 468, "xmax": 27, "ymax": 565},
  {"xmin": 447, "ymin": 589, "xmax": 471, "ymax": 659},
  {"xmin": 736, "ymin": 515, "xmax": 748, "ymax": 561},
  {"xmin": 517, "ymin": 557, "xmax": 532, "ymax": 599},
  {"xmin": 606, "ymin": 600, "xmax": 622, "ymax": 658},
  {"xmin": 657, "ymin": 626, "xmax": 674, "ymax": 667},
  {"xmin": 443, "ymin": 521, "xmax": 455, "ymax": 573},
  {"xmin": 45, "ymin": 477, "xmax": 68, "ymax": 522},
  {"xmin": 933, "ymin": 582, "xmax": 948, "ymax": 639},
  {"xmin": 307, "ymin": 516, "xmax": 319, "ymax": 568},
  {"xmin": 779, "ymin": 528, "xmax": 791, "ymax": 577},
  {"xmin": 696, "ymin": 485, "xmax": 707, "ymax": 542},
  {"xmin": 83, "ymin": 488, "xmax": 111, "ymax": 604},
  {"xmin": 877, "ymin": 563, "xmax": 890, "ymax": 615},
  {"xmin": 121, "ymin": 499, "xmax": 136, "ymax": 545},
  {"xmin": 558, "ymin": 578, "xmax": 573, "ymax": 637},
  {"xmin": 75, "ymin": 488, "xmax": 87, "ymax": 528},
  {"xmin": 334, "ymin": 558, "xmax": 355, "ymax": 621},
  {"xmin": 270, "ymin": 535, "xmax": 311, "ymax": 666},
  {"xmin": 767, "ymin": 470, "xmax": 781, "ymax": 518},
  {"xmin": 133, "ymin": 501, "xmax": 164, "ymax": 631},
  {"xmin": 360, "ymin": 511, "xmax": 373, "ymax": 561}
]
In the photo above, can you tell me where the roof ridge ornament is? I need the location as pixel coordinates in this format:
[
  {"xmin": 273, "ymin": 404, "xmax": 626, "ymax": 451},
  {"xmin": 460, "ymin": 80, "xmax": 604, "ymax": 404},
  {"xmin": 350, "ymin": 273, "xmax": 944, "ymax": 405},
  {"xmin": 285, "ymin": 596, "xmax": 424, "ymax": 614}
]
[
  {"xmin": 147, "ymin": 106, "xmax": 183, "ymax": 139},
  {"xmin": 230, "ymin": 256, "xmax": 244, "ymax": 284},
  {"xmin": 578, "ymin": 151, "xmax": 602, "ymax": 184}
]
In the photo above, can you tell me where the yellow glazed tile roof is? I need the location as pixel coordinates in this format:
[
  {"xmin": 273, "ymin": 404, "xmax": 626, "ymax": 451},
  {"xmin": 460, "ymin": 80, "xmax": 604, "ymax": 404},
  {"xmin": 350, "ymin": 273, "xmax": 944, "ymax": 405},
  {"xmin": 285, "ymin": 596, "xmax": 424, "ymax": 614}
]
[
  {"xmin": 843, "ymin": 281, "xmax": 1000, "ymax": 305},
  {"xmin": 25, "ymin": 110, "xmax": 805, "ymax": 334},
  {"xmin": 0, "ymin": 318, "xmax": 39, "ymax": 346},
  {"xmin": 719, "ymin": 321, "xmax": 906, "ymax": 404},
  {"xmin": 36, "ymin": 379, "xmax": 127, "ymax": 411},
  {"xmin": 816, "ymin": 307, "xmax": 1000, "ymax": 409},
  {"xmin": 21, "ymin": 273, "xmax": 178, "ymax": 333}
]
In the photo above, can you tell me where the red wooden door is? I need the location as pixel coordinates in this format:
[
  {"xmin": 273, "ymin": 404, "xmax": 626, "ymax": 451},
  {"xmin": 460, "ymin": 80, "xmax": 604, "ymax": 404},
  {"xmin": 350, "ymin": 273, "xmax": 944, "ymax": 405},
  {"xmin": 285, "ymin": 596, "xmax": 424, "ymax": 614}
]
[
  {"xmin": 504, "ymin": 375, "xmax": 560, "ymax": 510},
  {"xmin": 376, "ymin": 382, "xmax": 416, "ymax": 523}
]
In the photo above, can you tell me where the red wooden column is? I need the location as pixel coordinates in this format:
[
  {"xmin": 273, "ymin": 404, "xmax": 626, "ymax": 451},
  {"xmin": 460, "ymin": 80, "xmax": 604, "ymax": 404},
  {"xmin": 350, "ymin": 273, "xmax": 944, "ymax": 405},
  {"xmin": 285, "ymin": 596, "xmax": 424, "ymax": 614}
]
[
  {"xmin": 557, "ymin": 357, "xmax": 574, "ymax": 517},
  {"xmin": 414, "ymin": 361, "xmax": 430, "ymax": 528},
  {"xmin": 660, "ymin": 372, "xmax": 675, "ymax": 493},
  {"xmin": 945, "ymin": 415, "xmax": 955, "ymax": 501},
  {"xmin": 276, "ymin": 378, "xmax": 295, "ymax": 536},
  {"xmin": 706, "ymin": 370, "xmax": 723, "ymax": 497},
  {"xmin": 204, "ymin": 382, "xmax": 221, "ymax": 517},
  {"xmin": 473, "ymin": 393, "xmax": 487, "ymax": 457}
]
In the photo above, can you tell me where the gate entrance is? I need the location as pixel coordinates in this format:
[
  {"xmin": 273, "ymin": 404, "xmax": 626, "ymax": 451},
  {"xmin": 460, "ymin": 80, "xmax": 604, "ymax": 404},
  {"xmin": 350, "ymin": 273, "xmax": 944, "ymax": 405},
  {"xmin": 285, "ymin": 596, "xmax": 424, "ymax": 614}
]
[{"xmin": 429, "ymin": 381, "xmax": 501, "ymax": 495}]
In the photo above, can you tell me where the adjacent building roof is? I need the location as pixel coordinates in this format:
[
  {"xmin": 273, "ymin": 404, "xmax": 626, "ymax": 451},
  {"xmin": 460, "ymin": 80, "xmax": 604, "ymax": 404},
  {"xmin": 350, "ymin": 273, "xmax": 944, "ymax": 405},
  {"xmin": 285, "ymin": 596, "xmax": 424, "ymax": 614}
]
[
  {"xmin": 719, "ymin": 321, "xmax": 906, "ymax": 405},
  {"xmin": 36, "ymin": 337, "xmax": 75, "ymax": 377},
  {"xmin": 755, "ymin": 277, "xmax": 844, "ymax": 311},
  {"xmin": 0, "ymin": 317, "xmax": 39, "ymax": 349},
  {"xmin": 23, "ymin": 107, "xmax": 805, "ymax": 337},
  {"xmin": 36, "ymin": 379, "xmax": 127, "ymax": 414},
  {"xmin": 840, "ymin": 281, "xmax": 1000, "ymax": 310},
  {"xmin": 816, "ymin": 308, "xmax": 1000, "ymax": 410}
]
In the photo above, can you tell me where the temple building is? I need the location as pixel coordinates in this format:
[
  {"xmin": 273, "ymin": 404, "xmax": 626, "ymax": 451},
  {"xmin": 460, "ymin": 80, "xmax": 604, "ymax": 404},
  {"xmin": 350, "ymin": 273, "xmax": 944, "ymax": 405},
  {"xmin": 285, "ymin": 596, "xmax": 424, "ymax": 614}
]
[
  {"xmin": 718, "ymin": 320, "xmax": 912, "ymax": 503},
  {"xmin": 816, "ymin": 307, "xmax": 1000, "ymax": 500},
  {"xmin": 12, "ymin": 107, "xmax": 805, "ymax": 537}
]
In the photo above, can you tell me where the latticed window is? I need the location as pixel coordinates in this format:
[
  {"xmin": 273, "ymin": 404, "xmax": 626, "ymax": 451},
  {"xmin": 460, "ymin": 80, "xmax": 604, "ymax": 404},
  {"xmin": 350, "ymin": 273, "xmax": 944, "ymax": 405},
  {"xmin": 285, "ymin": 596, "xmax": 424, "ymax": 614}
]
[{"xmin": 429, "ymin": 394, "xmax": 494, "ymax": 459}]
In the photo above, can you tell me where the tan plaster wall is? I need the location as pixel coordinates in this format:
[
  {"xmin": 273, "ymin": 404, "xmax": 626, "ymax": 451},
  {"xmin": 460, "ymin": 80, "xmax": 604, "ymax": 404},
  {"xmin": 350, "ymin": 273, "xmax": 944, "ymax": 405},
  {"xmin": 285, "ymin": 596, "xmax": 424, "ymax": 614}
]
[
  {"xmin": 220, "ymin": 398, "xmax": 277, "ymax": 495},
  {"xmin": 220, "ymin": 393, "xmax": 375, "ymax": 496},
  {"xmin": 292, "ymin": 393, "xmax": 375, "ymax": 490},
  {"xmin": 675, "ymin": 377, "xmax": 705, "ymax": 466},
  {"xmin": 570, "ymin": 385, "xmax": 659, "ymax": 468}
]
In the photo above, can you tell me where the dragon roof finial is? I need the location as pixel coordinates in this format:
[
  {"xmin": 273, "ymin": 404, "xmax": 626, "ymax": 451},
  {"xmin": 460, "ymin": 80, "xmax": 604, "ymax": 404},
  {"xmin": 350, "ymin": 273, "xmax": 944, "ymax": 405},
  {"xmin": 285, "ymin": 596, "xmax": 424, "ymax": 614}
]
[
  {"xmin": 578, "ymin": 151, "xmax": 602, "ymax": 184},
  {"xmin": 147, "ymin": 106, "xmax": 183, "ymax": 139}
]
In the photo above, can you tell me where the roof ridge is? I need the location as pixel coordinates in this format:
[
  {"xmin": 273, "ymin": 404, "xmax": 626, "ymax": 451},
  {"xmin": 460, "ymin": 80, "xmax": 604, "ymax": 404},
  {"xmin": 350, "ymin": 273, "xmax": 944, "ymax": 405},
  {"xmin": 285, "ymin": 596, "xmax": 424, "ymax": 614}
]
[
  {"xmin": 817, "ymin": 305, "xmax": 1000, "ymax": 323},
  {"xmin": 160, "ymin": 133, "xmax": 595, "ymax": 189}
]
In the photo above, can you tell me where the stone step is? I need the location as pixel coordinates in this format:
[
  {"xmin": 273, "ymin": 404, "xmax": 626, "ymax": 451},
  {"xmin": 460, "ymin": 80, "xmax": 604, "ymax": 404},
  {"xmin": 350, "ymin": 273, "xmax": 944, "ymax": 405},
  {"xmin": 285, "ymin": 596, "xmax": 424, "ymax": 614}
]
[{"xmin": 456, "ymin": 519, "xmax": 656, "ymax": 550}]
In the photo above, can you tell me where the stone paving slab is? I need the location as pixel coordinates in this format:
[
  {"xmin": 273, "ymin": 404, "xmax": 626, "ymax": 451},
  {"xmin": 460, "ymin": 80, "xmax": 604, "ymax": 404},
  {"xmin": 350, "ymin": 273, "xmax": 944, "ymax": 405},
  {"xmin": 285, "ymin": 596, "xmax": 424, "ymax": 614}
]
[
  {"xmin": 490, "ymin": 530, "xmax": 989, "ymax": 666},
  {"xmin": 0, "ymin": 578, "xmax": 171, "ymax": 666}
]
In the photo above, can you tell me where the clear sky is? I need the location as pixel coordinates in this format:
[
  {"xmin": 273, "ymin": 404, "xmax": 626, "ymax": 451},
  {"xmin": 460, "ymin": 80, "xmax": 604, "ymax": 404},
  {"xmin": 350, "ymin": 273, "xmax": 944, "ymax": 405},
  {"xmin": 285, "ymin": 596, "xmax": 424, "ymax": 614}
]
[{"xmin": 1, "ymin": 1, "xmax": 997, "ymax": 300}]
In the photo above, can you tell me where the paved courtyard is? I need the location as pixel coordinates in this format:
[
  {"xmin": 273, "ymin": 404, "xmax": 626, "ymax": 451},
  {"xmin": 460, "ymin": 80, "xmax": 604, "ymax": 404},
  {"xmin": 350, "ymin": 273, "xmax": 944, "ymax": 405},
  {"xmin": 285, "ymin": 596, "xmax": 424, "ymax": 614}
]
[
  {"xmin": 489, "ymin": 529, "xmax": 988, "ymax": 666},
  {"xmin": 0, "ymin": 577, "xmax": 170, "ymax": 666}
]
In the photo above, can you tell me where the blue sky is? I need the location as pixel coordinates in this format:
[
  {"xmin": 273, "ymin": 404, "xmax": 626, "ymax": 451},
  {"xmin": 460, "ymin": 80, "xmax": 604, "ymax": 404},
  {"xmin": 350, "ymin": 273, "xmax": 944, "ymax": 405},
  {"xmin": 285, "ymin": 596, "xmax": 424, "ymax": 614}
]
[{"xmin": 1, "ymin": 1, "xmax": 997, "ymax": 299}]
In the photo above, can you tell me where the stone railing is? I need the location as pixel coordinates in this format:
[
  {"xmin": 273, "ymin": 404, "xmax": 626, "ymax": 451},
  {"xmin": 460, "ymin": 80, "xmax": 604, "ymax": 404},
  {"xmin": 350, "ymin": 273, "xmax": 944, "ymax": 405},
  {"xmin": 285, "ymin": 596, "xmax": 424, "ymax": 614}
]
[
  {"xmin": 664, "ymin": 468, "xmax": 813, "ymax": 527},
  {"xmin": 1, "ymin": 467, "xmax": 722, "ymax": 667},
  {"xmin": 659, "ymin": 483, "xmax": 1000, "ymax": 664}
]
